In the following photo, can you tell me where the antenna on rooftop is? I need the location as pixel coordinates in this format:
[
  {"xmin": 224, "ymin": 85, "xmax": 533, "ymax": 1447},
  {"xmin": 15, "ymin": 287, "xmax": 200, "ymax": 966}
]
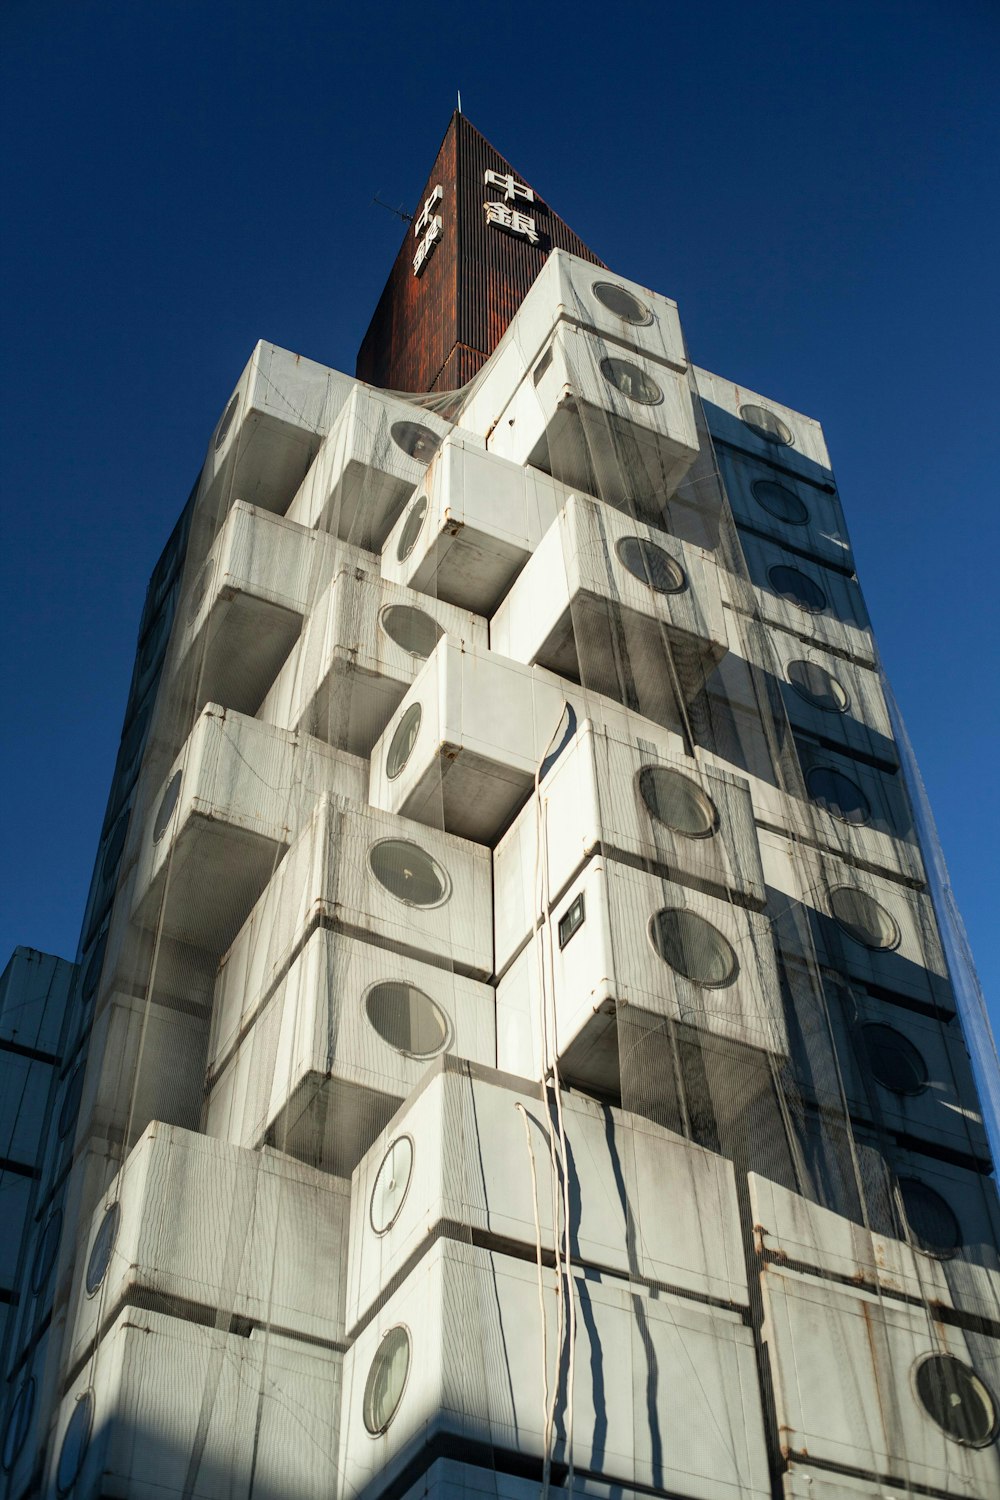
[
  {"xmin": 371, "ymin": 192, "xmax": 413, "ymax": 224},
  {"xmin": 457, "ymin": 89, "xmax": 462, "ymax": 114}
]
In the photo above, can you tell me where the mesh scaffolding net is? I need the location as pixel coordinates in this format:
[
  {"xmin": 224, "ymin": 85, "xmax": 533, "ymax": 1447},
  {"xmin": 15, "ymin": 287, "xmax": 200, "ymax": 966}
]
[{"xmin": 2, "ymin": 253, "xmax": 999, "ymax": 1500}]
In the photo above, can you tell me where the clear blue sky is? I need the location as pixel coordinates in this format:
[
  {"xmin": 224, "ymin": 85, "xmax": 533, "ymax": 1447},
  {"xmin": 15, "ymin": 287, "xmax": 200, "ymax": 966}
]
[{"xmin": 2, "ymin": 2, "xmax": 997, "ymax": 1043}]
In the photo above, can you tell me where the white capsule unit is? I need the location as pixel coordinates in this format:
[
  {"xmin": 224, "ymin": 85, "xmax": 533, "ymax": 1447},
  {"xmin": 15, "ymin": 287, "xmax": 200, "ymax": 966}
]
[
  {"xmin": 260, "ymin": 565, "xmax": 486, "ymax": 754},
  {"xmin": 782, "ymin": 1464, "xmax": 921, "ymax": 1500},
  {"xmin": 346, "ymin": 1058, "xmax": 747, "ymax": 1332},
  {"xmin": 493, "ymin": 718, "xmax": 765, "ymax": 975},
  {"xmin": 205, "ymin": 928, "xmax": 496, "ymax": 1178},
  {"xmin": 725, "ymin": 530, "xmax": 875, "ymax": 668},
  {"xmin": 210, "ymin": 795, "xmax": 493, "ymax": 1030},
  {"xmin": 340, "ymin": 1238, "xmax": 770, "ymax": 1500},
  {"xmin": 693, "ymin": 366, "xmax": 834, "ymax": 483},
  {"xmin": 66, "ymin": 1123, "xmax": 349, "ymax": 1369},
  {"xmin": 505, "ymin": 248, "xmax": 688, "ymax": 375},
  {"xmin": 286, "ymin": 385, "xmax": 478, "ymax": 550},
  {"xmin": 497, "ymin": 856, "xmax": 786, "ymax": 1090},
  {"xmin": 369, "ymin": 637, "xmax": 590, "ymax": 846},
  {"xmin": 201, "ymin": 338, "xmax": 355, "ymax": 517},
  {"xmin": 760, "ymin": 1263, "xmax": 1000, "ymax": 1496},
  {"xmin": 380, "ymin": 436, "xmax": 572, "ymax": 613},
  {"xmin": 175, "ymin": 501, "xmax": 365, "ymax": 715},
  {"xmin": 761, "ymin": 833, "xmax": 949, "ymax": 1010},
  {"xmin": 491, "ymin": 492, "xmax": 728, "ymax": 727},
  {"xmin": 130, "ymin": 706, "xmax": 366, "ymax": 953},
  {"xmin": 792, "ymin": 738, "xmax": 925, "ymax": 888},
  {"xmin": 396, "ymin": 1459, "xmax": 663, "ymax": 1500},
  {"xmin": 716, "ymin": 443, "xmax": 853, "ymax": 572},
  {"xmin": 749, "ymin": 1172, "xmax": 1000, "ymax": 1327},
  {"xmin": 48, "ymin": 1309, "xmax": 342, "ymax": 1500},
  {"xmin": 474, "ymin": 322, "xmax": 699, "ymax": 505}
]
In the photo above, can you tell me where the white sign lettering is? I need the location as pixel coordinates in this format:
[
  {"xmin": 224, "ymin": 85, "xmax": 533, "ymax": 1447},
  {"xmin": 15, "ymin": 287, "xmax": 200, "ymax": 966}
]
[
  {"xmin": 412, "ymin": 216, "xmax": 443, "ymax": 277},
  {"xmin": 414, "ymin": 184, "xmax": 443, "ymax": 238},
  {"xmin": 483, "ymin": 199, "xmax": 539, "ymax": 244},
  {"xmin": 484, "ymin": 169, "xmax": 535, "ymax": 204}
]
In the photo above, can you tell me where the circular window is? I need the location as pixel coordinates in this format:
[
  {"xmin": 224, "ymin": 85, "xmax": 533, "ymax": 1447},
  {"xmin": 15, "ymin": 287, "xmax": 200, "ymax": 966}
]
[
  {"xmin": 153, "ymin": 771, "xmax": 182, "ymax": 844},
  {"xmin": 2, "ymin": 1378, "xmax": 35, "ymax": 1472},
  {"xmin": 31, "ymin": 1209, "xmax": 63, "ymax": 1297},
  {"xmin": 615, "ymin": 536, "xmax": 686, "ymax": 594},
  {"xmin": 806, "ymin": 766, "xmax": 870, "ymax": 825},
  {"xmin": 85, "ymin": 1202, "xmax": 121, "ymax": 1297},
  {"xmin": 188, "ymin": 558, "xmax": 214, "ymax": 615},
  {"xmin": 100, "ymin": 812, "xmax": 129, "ymax": 884},
  {"xmin": 638, "ymin": 767, "xmax": 717, "ymax": 839},
  {"xmin": 786, "ymin": 659, "xmax": 850, "ymax": 713},
  {"xmin": 390, "ymin": 421, "xmax": 440, "ymax": 464},
  {"xmin": 396, "ymin": 496, "xmax": 428, "ymax": 562},
  {"xmin": 365, "ymin": 981, "xmax": 451, "ymax": 1057},
  {"xmin": 368, "ymin": 840, "xmax": 450, "ymax": 907},
  {"xmin": 899, "ymin": 1178, "xmax": 962, "ymax": 1257},
  {"xmin": 370, "ymin": 1137, "xmax": 414, "ymax": 1234},
  {"xmin": 914, "ymin": 1355, "xmax": 997, "ymax": 1447},
  {"xmin": 379, "ymin": 604, "xmax": 444, "ymax": 661},
  {"xmin": 600, "ymin": 357, "xmax": 662, "ymax": 406},
  {"xmin": 386, "ymin": 704, "xmax": 422, "ymax": 781},
  {"xmin": 592, "ymin": 281, "xmax": 652, "ymax": 325},
  {"xmin": 138, "ymin": 609, "xmax": 169, "ymax": 676},
  {"xmin": 214, "ymin": 394, "xmax": 240, "ymax": 452},
  {"xmin": 861, "ymin": 1024, "xmax": 928, "ymax": 1097},
  {"xmin": 739, "ymin": 404, "xmax": 793, "ymax": 445},
  {"xmin": 768, "ymin": 565, "xmax": 827, "ymax": 614},
  {"xmin": 80, "ymin": 932, "xmax": 108, "ymax": 1007},
  {"xmin": 58, "ymin": 1063, "xmax": 85, "ymax": 1141},
  {"xmin": 363, "ymin": 1325, "xmax": 411, "ymax": 1435},
  {"xmin": 56, "ymin": 1390, "xmax": 93, "ymax": 1496},
  {"xmin": 650, "ymin": 908, "xmax": 738, "ymax": 988},
  {"xmin": 751, "ymin": 479, "xmax": 809, "ymax": 525},
  {"xmin": 829, "ymin": 886, "xmax": 900, "ymax": 950}
]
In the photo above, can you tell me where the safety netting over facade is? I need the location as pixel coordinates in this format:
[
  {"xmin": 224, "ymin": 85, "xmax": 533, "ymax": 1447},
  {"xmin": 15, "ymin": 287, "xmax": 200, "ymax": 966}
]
[{"xmin": 2, "ymin": 248, "xmax": 999, "ymax": 1500}]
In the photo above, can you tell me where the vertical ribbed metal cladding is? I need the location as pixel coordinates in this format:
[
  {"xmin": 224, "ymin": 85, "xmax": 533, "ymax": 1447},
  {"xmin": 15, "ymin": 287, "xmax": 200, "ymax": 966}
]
[
  {"xmin": 450, "ymin": 114, "xmax": 605, "ymax": 392},
  {"xmin": 356, "ymin": 113, "xmax": 605, "ymax": 395}
]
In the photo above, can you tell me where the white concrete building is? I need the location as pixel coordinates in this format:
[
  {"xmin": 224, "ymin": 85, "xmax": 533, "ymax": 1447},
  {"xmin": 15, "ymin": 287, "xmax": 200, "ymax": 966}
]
[{"xmin": 1, "ymin": 115, "xmax": 998, "ymax": 1500}]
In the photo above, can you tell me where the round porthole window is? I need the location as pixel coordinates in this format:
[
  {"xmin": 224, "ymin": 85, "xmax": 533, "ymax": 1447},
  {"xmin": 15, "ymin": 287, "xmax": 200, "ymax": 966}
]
[
  {"xmin": 365, "ymin": 981, "xmax": 451, "ymax": 1058},
  {"xmin": 2, "ymin": 1378, "xmax": 35, "ymax": 1472},
  {"xmin": 899, "ymin": 1178, "xmax": 962, "ymax": 1257},
  {"xmin": 829, "ymin": 886, "xmax": 900, "ymax": 950},
  {"xmin": 379, "ymin": 604, "xmax": 444, "ymax": 661},
  {"xmin": 368, "ymin": 840, "xmax": 450, "ymax": 907},
  {"xmin": 153, "ymin": 771, "xmax": 182, "ymax": 844},
  {"xmin": 739, "ymin": 404, "xmax": 793, "ymax": 445},
  {"xmin": 751, "ymin": 479, "xmax": 809, "ymax": 525},
  {"xmin": 806, "ymin": 766, "xmax": 871, "ymax": 826},
  {"xmin": 370, "ymin": 1137, "xmax": 414, "ymax": 1234},
  {"xmin": 861, "ymin": 1024, "xmax": 928, "ymax": 1097},
  {"xmin": 85, "ymin": 1202, "xmax": 121, "ymax": 1297},
  {"xmin": 58, "ymin": 1063, "xmax": 85, "ymax": 1141},
  {"xmin": 768, "ymin": 565, "xmax": 827, "ymax": 614},
  {"xmin": 56, "ymin": 1390, "xmax": 94, "ymax": 1496},
  {"xmin": 100, "ymin": 812, "xmax": 129, "ymax": 884},
  {"xmin": 786, "ymin": 659, "xmax": 849, "ymax": 713},
  {"xmin": 600, "ymin": 357, "xmax": 662, "ymax": 406},
  {"xmin": 396, "ymin": 495, "xmax": 428, "ymax": 562},
  {"xmin": 31, "ymin": 1209, "xmax": 63, "ymax": 1297},
  {"xmin": 386, "ymin": 704, "xmax": 422, "ymax": 781},
  {"xmin": 390, "ymin": 421, "xmax": 440, "ymax": 464},
  {"xmin": 363, "ymin": 1325, "xmax": 411, "ymax": 1436},
  {"xmin": 638, "ymin": 767, "xmax": 717, "ymax": 839},
  {"xmin": 592, "ymin": 281, "xmax": 653, "ymax": 325},
  {"xmin": 650, "ymin": 908, "xmax": 738, "ymax": 988},
  {"xmin": 914, "ymin": 1355, "xmax": 998, "ymax": 1447},
  {"xmin": 188, "ymin": 558, "xmax": 214, "ymax": 616},
  {"xmin": 214, "ymin": 394, "xmax": 240, "ymax": 452},
  {"xmin": 615, "ymin": 536, "xmax": 686, "ymax": 594},
  {"xmin": 80, "ymin": 932, "xmax": 108, "ymax": 1007}
]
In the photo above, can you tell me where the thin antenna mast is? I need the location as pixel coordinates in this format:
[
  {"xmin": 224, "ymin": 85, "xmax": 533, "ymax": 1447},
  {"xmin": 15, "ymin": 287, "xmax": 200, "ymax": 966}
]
[
  {"xmin": 371, "ymin": 192, "xmax": 413, "ymax": 224},
  {"xmin": 457, "ymin": 89, "xmax": 462, "ymax": 114}
]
